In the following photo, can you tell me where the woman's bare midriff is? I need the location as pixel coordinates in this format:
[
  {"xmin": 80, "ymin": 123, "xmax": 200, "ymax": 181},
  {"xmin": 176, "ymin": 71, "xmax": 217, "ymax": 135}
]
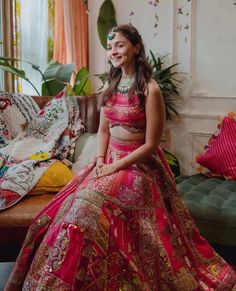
[{"xmin": 110, "ymin": 126, "xmax": 145, "ymax": 141}]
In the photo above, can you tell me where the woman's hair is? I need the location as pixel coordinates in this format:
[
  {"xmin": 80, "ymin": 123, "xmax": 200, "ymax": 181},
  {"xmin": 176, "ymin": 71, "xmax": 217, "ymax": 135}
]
[{"xmin": 100, "ymin": 24, "xmax": 152, "ymax": 106}]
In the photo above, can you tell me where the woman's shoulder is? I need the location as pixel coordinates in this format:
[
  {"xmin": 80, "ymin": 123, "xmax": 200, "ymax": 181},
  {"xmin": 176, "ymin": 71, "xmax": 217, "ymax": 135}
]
[{"xmin": 146, "ymin": 79, "xmax": 161, "ymax": 97}]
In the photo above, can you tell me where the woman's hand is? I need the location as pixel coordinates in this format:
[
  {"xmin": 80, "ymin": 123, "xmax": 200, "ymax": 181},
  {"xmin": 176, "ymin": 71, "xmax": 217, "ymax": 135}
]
[
  {"xmin": 95, "ymin": 163, "xmax": 118, "ymax": 179},
  {"xmin": 94, "ymin": 157, "xmax": 105, "ymax": 177}
]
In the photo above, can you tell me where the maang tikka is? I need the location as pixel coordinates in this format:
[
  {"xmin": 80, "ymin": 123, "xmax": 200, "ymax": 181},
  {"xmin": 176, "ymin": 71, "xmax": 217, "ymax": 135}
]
[{"xmin": 107, "ymin": 27, "xmax": 117, "ymax": 41}]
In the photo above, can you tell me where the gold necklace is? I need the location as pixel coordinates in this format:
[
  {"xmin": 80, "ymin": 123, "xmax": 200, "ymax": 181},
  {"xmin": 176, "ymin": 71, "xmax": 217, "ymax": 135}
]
[{"xmin": 117, "ymin": 74, "xmax": 136, "ymax": 94}]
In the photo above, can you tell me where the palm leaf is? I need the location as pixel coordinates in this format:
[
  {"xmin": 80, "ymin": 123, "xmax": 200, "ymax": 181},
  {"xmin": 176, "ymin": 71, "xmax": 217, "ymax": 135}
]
[{"xmin": 149, "ymin": 50, "xmax": 182, "ymax": 120}]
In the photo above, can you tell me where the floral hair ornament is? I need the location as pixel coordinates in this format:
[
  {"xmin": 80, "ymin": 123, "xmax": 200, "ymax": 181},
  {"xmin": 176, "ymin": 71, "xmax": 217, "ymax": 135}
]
[{"xmin": 107, "ymin": 27, "xmax": 117, "ymax": 41}]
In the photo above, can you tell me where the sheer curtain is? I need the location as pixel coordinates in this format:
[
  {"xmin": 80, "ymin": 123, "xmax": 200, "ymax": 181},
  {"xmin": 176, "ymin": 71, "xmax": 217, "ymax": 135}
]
[
  {"xmin": 20, "ymin": 0, "xmax": 49, "ymax": 95},
  {"xmin": 0, "ymin": 0, "xmax": 4, "ymax": 90},
  {"xmin": 53, "ymin": 0, "xmax": 88, "ymax": 73}
]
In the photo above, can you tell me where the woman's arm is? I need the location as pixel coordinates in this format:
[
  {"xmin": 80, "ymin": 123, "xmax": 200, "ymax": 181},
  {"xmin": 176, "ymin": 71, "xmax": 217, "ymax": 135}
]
[
  {"xmin": 96, "ymin": 107, "xmax": 110, "ymax": 163},
  {"xmin": 96, "ymin": 80, "xmax": 165, "ymax": 178}
]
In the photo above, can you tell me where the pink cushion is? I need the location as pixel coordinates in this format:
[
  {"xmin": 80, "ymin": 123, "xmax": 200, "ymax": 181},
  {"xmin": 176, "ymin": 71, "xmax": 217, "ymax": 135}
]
[{"xmin": 196, "ymin": 113, "xmax": 236, "ymax": 179}]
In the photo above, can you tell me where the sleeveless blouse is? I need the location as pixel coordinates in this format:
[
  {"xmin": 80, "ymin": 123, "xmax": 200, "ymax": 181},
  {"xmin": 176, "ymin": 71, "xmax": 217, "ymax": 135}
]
[{"xmin": 104, "ymin": 92, "xmax": 146, "ymax": 133}]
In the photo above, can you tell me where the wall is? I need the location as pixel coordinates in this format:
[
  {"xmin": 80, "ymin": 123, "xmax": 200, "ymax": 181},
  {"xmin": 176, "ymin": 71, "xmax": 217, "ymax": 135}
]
[
  {"xmin": 88, "ymin": 0, "xmax": 173, "ymax": 90},
  {"xmin": 88, "ymin": 0, "xmax": 236, "ymax": 174}
]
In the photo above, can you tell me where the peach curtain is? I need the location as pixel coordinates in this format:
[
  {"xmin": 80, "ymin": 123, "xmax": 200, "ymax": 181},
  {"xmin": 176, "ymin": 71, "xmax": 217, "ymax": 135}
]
[{"xmin": 53, "ymin": 0, "xmax": 88, "ymax": 72}]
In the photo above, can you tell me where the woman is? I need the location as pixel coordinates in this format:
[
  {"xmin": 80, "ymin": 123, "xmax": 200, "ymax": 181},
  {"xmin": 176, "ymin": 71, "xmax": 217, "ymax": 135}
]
[{"xmin": 5, "ymin": 25, "xmax": 236, "ymax": 291}]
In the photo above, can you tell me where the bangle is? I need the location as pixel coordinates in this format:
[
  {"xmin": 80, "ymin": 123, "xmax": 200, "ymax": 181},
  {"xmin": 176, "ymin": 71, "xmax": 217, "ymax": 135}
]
[{"xmin": 97, "ymin": 155, "xmax": 105, "ymax": 160}]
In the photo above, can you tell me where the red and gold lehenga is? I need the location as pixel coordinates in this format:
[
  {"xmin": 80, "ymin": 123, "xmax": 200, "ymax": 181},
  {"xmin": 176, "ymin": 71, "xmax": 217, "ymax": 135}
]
[{"xmin": 5, "ymin": 93, "xmax": 236, "ymax": 290}]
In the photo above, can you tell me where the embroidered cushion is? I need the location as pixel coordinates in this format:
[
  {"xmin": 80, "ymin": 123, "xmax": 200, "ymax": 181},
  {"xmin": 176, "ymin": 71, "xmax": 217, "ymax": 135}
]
[
  {"xmin": 0, "ymin": 115, "xmax": 11, "ymax": 148},
  {"xmin": 0, "ymin": 91, "xmax": 39, "ymax": 148},
  {"xmin": 196, "ymin": 113, "xmax": 236, "ymax": 180},
  {"xmin": 29, "ymin": 160, "xmax": 74, "ymax": 195}
]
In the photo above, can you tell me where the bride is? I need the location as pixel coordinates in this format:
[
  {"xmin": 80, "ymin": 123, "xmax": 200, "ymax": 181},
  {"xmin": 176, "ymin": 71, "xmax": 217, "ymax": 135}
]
[{"xmin": 5, "ymin": 24, "xmax": 236, "ymax": 291}]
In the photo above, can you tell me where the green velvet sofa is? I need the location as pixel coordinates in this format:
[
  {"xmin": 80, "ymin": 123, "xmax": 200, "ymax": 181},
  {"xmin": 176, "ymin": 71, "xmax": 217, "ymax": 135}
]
[
  {"xmin": 176, "ymin": 174, "xmax": 236, "ymax": 264},
  {"xmin": 176, "ymin": 174, "xmax": 236, "ymax": 246}
]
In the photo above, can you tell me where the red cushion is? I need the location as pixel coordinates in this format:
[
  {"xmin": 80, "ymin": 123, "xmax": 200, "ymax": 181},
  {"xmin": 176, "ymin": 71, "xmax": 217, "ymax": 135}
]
[{"xmin": 196, "ymin": 113, "xmax": 236, "ymax": 179}]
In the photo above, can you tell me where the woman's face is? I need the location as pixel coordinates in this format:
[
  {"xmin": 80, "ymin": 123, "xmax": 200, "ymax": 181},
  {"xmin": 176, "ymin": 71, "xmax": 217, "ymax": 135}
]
[{"xmin": 107, "ymin": 32, "xmax": 139, "ymax": 69}]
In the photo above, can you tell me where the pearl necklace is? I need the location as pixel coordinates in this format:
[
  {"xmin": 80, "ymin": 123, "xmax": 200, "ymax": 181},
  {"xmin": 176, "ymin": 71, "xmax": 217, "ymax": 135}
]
[{"xmin": 117, "ymin": 74, "xmax": 136, "ymax": 94}]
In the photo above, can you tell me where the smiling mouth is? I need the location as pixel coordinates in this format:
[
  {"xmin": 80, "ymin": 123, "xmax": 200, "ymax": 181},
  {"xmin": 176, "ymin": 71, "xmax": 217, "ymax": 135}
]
[{"xmin": 112, "ymin": 57, "xmax": 122, "ymax": 61}]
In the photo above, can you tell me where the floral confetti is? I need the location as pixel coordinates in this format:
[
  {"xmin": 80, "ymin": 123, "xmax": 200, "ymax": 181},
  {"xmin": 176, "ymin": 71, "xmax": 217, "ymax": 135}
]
[
  {"xmin": 184, "ymin": 24, "xmax": 190, "ymax": 30},
  {"xmin": 129, "ymin": 11, "xmax": 134, "ymax": 16},
  {"xmin": 177, "ymin": 7, "xmax": 183, "ymax": 14},
  {"xmin": 176, "ymin": 25, "xmax": 182, "ymax": 31}
]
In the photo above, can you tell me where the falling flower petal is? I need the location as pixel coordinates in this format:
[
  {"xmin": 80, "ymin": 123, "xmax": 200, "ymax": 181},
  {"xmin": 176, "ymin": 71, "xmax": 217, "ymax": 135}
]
[
  {"xmin": 129, "ymin": 11, "xmax": 134, "ymax": 16},
  {"xmin": 176, "ymin": 25, "xmax": 182, "ymax": 30},
  {"xmin": 148, "ymin": 1, "xmax": 153, "ymax": 5},
  {"xmin": 177, "ymin": 7, "xmax": 183, "ymax": 14},
  {"xmin": 184, "ymin": 24, "xmax": 190, "ymax": 30}
]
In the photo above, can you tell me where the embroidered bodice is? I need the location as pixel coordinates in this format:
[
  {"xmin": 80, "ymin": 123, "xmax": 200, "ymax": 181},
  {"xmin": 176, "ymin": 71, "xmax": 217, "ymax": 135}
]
[{"xmin": 104, "ymin": 92, "xmax": 146, "ymax": 133}]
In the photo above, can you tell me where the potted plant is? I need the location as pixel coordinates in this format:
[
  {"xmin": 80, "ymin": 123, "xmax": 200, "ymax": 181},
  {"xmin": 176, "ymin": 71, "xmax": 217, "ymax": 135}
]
[
  {"xmin": 0, "ymin": 57, "xmax": 92, "ymax": 96},
  {"xmin": 148, "ymin": 50, "xmax": 182, "ymax": 120}
]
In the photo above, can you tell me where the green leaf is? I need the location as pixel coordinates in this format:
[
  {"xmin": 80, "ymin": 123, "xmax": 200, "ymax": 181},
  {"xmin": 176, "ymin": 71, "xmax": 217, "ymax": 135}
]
[
  {"xmin": 0, "ymin": 56, "xmax": 40, "ymax": 69},
  {"xmin": 73, "ymin": 67, "xmax": 92, "ymax": 95},
  {"xmin": 43, "ymin": 61, "xmax": 74, "ymax": 83},
  {"xmin": 148, "ymin": 50, "xmax": 183, "ymax": 120},
  {"xmin": 97, "ymin": 0, "xmax": 117, "ymax": 49},
  {"xmin": 0, "ymin": 63, "xmax": 26, "ymax": 78},
  {"xmin": 41, "ymin": 79, "xmax": 66, "ymax": 96}
]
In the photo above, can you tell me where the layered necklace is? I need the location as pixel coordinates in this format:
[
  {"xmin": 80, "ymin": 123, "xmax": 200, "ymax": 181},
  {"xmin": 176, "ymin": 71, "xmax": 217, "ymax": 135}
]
[{"xmin": 117, "ymin": 73, "xmax": 136, "ymax": 94}]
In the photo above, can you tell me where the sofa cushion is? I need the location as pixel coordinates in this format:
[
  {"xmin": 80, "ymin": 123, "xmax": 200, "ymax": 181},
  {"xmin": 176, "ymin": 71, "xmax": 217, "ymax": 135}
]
[
  {"xmin": 196, "ymin": 113, "xmax": 236, "ymax": 179},
  {"xmin": 32, "ymin": 94, "xmax": 100, "ymax": 133},
  {"xmin": 29, "ymin": 161, "xmax": 74, "ymax": 195},
  {"xmin": 0, "ymin": 91, "xmax": 39, "ymax": 148},
  {"xmin": 176, "ymin": 174, "xmax": 236, "ymax": 246}
]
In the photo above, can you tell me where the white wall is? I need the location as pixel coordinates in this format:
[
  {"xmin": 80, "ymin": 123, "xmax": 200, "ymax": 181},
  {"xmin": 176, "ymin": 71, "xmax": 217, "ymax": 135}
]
[
  {"xmin": 88, "ymin": 0, "xmax": 173, "ymax": 91},
  {"xmin": 88, "ymin": 0, "xmax": 236, "ymax": 175}
]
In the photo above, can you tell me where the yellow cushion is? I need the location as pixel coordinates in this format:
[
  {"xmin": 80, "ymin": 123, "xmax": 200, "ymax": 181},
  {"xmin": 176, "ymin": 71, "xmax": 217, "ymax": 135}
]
[{"xmin": 29, "ymin": 161, "xmax": 74, "ymax": 195}]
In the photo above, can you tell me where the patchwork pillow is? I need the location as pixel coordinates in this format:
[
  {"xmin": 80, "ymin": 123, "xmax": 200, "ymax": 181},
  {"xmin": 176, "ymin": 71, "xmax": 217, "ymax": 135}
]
[
  {"xmin": 0, "ymin": 91, "xmax": 39, "ymax": 147},
  {"xmin": 196, "ymin": 112, "xmax": 236, "ymax": 179},
  {"xmin": 0, "ymin": 115, "xmax": 11, "ymax": 147},
  {"xmin": 29, "ymin": 160, "xmax": 74, "ymax": 195}
]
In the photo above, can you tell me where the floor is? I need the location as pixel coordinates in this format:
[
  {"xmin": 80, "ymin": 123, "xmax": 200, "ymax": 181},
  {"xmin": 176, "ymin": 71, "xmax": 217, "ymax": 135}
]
[{"xmin": 0, "ymin": 262, "xmax": 14, "ymax": 291}]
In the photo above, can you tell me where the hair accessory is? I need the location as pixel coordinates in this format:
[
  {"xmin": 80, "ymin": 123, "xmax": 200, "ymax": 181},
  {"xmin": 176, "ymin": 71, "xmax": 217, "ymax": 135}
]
[{"xmin": 107, "ymin": 28, "xmax": 117, "ymax": 41}]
